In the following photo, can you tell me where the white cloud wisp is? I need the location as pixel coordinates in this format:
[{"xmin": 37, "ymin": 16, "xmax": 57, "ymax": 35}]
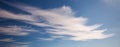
[{"xmin": 0, "ymin": 4, "xmax": 114, "ymax": 41}]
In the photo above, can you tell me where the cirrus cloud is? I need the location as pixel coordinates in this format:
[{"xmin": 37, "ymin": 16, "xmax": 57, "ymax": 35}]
[{"xmin": 0, "ymin": 3, "xmax": 114, "ymax": 41}]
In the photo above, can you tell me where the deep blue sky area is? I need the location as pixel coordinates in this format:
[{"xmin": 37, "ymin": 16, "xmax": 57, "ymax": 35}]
[{"xmin": 0, "ymin": 0, "xmax": 120, "ymax": 47}]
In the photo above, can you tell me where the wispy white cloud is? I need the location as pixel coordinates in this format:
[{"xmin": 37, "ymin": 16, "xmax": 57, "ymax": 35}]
[
  {"xmin": 8, "ymin": 45, "xmax": 29, "ymax": 47},
  {"xmin": 0, "ymin": 9, "xmax": 50, "ymax": 27},
  {"xmin": 7, "ymin": 42, "xmax": 30, "ymax": 47},
  {"xmin": 20, "ymin": 5, "xmax": 114, "ymax": 41},
  {"xmin": 0, "ymin": 9, "xmax": 37, "ymax": 22},
  {"xmin": 0, "ymin": 26, "xmax": 37, "ymax": 36},
  {"xmin": 14, "ymin": 42, "xmax": 31, "ymax": 45},
  {"xmin": 39, "ymin": 36, "xmax": 64, "ymax": 41},
  {"xmin": 0, "ymin": 38, "xmax": 15, "ymax": 42},
  {"xmin": 0, "ymin": 3, "xmax": 114, "ymax": 41}
]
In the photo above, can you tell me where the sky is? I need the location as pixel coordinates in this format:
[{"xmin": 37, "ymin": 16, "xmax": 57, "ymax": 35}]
[{"xmin": 0, "ymin": 0, "xmax": 120, "ymax": 47}]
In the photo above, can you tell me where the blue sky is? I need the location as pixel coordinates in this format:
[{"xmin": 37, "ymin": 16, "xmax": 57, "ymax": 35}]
[{"xmin": 0, "ymin": 0, "xmax": 120, "ymax": 47}]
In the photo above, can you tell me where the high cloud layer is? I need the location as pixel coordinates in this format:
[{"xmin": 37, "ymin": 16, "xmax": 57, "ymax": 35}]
[{"xmin": 0, "ymin": 4, "xmax": 114, "ymax": 41}]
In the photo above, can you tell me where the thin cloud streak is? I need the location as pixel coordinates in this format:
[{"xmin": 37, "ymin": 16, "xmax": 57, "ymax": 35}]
[
  {"xmin": 0, "ymin": 26, "xmax": 37, "ymax": 36},
  {"xmin": 0, "ymin": 38, "xmax": 15, "ymax": 42}
]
